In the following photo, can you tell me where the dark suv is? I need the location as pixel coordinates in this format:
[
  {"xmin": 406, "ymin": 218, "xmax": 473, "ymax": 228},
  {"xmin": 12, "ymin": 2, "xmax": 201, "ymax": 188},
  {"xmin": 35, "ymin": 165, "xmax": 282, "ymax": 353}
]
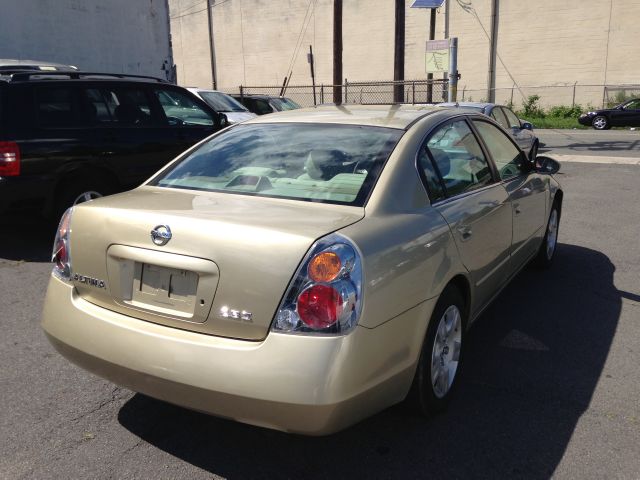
[{"xmin": 0, "ymin": 71, "xmax": 224, "ymax": 219}]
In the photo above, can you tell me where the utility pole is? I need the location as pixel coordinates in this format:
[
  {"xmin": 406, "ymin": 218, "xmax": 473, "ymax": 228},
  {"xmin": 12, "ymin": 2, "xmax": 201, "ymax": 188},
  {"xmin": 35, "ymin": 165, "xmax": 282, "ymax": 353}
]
[
  {"xmin": 393, "ymin": 0, "xmax": 405, "ymax": 103},
  {"xmin": 333, "ymin": 0, "xmax": 342, "ymax": 104},
  {"xmin": 206, "ymin": 0, "xmax": 217, "ymax": 89},
  {"xmin": 308, "ymin": 45, "xmax": 317, "ymax": 105},
  {"xmin": 487, "ymin": 0, "xmax": 499, "ymax": 102},
  {"xmin": 426, "ymin": 8, "xmax": 436, "ymax": 103}
]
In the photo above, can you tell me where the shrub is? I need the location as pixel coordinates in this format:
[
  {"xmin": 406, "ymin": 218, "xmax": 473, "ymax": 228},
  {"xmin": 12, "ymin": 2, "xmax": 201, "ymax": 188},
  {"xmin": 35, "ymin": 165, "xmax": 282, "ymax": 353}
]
[
  {"xmin": 520, "ymin": 95, "xmax": 545, "ymax": 118},
  {"xmin": 547, "ymin": 105, "xmax": 583, "ymax": 118}
]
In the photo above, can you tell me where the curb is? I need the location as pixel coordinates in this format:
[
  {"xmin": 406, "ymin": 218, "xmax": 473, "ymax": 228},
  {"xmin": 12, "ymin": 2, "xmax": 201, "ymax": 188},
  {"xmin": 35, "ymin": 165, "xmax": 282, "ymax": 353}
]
[{"xmin": 549, "ymin": 154, "xmax": 640, "ymax": 165}]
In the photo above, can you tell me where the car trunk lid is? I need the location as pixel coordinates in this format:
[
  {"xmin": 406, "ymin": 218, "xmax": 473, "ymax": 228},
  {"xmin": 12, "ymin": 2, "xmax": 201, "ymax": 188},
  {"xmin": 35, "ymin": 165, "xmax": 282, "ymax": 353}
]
[{"xmin": 68, "ymin": 186, "xmax": 364, "ymax": 340}]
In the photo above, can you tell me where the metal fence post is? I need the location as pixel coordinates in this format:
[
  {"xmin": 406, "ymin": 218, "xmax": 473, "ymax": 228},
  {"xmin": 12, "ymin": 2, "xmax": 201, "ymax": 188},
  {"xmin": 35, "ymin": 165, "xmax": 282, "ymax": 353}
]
[
  {"xmin": 320, "ymin": 84, "xmax": 324, "ymax": 104},
  {"xmin": 412, "ymin": 82, "xmax": 415, "ymax": 104},
  {"xmin": 240, "ymin": 85, "xmax": 244, "ymax": 102},
  {"xmin": 572, "ymin": 81, "xmax": 577, "ymax": 107},
  {"xmin": 344, "ymin": 78, "xmax": 348, "ymax": 103}
]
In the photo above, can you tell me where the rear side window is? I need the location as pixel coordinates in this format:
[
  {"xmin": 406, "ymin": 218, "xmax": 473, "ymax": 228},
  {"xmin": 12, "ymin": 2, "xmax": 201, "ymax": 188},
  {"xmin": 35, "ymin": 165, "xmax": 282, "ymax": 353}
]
[
  {"xmin": 36, "ymin": 87, "xmax": 77, "ymax": 127},
  {"xmin": 421, "ymin": 120, "xmax": 493, "ymax": 198},
  {"xmin": 94, "ymin": 87, "xmax": 159, "ymax": 127}
]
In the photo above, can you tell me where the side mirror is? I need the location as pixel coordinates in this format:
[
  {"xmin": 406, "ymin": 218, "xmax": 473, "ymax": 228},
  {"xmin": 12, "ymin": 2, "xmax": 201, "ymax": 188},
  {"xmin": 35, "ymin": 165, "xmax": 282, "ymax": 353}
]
[
  {"xmin": 218, "ymin": 113, "xmax": 229, "ymax": 128},
  {"xmin": 521, "ymin": 121, "xmax": 533, "ymax": 131},
  {"xmin": 535, "ymin": 155, "xmax": 561, "ymax": 174}
]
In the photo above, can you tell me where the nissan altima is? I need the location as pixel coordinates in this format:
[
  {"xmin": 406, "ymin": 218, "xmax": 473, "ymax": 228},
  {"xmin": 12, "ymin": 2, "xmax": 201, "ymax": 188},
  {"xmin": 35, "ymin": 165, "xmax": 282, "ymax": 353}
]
[{"xmin": 41, "ymin": 105, "xmax": 563, "ymax": 435}]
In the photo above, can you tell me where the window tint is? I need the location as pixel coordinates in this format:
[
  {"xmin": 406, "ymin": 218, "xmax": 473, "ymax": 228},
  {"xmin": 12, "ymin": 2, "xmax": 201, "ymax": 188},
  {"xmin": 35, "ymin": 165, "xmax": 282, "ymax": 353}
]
[
  {"xmin": 36, "ymin": 87, "xmax": 77, "ymax": 127},
  {"xmin": 425, "ymin": 120, "xmax": 493, "ymax": 197},
  {"xmin": 254, "ymin": 99, "xmax": 272, "ymax": 114},
  {"xmin": 155, "ymin": 89, "xmax": 213, "ymax": 126},
  {"xmin": 490, "ymin": 107, "xmax": 508, "ymax": 129},
  {"xmin": 80, "ymin": 88, "xmax": 112, "ymax": 124},
  {"xmin": 473, "ymin": 120, "xmax": 526, "ymax": 180},
  {"xmin": 502, "ymin": 107, "xmax": 521, "ymax": 129},
  {"xmin": 99, "ymin": 87, "xmax": 155, "ymax": 126}
]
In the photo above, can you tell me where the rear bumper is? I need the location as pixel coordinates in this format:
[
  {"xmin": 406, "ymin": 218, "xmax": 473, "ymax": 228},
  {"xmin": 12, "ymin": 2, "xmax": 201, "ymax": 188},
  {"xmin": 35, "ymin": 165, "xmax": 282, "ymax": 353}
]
[{"xmin": 42, "ymin": 275, "xmax": 434, "ymax": 435}]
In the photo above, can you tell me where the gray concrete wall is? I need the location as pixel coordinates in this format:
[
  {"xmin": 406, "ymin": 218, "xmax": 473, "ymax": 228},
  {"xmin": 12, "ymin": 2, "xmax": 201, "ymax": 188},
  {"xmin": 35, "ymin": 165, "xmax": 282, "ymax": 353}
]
[{"xmin": 0, "ymin": 0, "xmax": 173, "ymax": 79}]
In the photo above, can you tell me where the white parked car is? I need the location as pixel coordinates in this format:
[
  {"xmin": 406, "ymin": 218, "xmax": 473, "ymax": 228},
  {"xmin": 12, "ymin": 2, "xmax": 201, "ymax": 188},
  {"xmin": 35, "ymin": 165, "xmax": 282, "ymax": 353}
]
[{"xmin": 187, "ymin": 88, "xmax": 257, "ymax": 124}]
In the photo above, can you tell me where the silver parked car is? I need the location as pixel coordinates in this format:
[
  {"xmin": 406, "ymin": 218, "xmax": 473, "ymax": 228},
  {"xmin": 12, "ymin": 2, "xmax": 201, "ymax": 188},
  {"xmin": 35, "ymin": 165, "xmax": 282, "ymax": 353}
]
[
  {"xmin": 42, "ymin": 105, "xmax": 562, "ymax": 435},
  {"xmin": 439, "ymin": 102, "xmax": 539, "ymax": 160}
]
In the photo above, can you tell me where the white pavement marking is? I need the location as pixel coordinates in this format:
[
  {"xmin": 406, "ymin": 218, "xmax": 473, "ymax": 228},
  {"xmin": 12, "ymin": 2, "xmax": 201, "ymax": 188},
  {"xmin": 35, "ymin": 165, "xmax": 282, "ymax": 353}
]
[{"xmin": 550, "ymin": 154, "xmax": 640, "ymax": 165}]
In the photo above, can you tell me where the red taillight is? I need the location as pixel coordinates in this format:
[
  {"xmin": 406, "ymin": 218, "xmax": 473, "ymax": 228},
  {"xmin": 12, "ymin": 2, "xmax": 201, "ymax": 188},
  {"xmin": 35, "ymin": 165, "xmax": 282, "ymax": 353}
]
[
  {"xmin": 0, "ymin": 141, "xmax": 20, "ymax": 177},
  {"xmin": 297, "ymin": 284, "xmax": 343, "ymax": 329},
  {"xmin": 52, "ymin": 208, "xmax": 73, "ymax": 281}
]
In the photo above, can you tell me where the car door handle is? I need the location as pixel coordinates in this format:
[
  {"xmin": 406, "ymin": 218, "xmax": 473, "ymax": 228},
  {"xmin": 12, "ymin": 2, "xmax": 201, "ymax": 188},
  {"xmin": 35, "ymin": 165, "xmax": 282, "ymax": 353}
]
[
  {"xmin": 456, "ymin": 225, "xmax": 473, "ymax": 240},
  {"xmin": 513, "ymin": 203, "xmax": 522, "ymax": 215}
]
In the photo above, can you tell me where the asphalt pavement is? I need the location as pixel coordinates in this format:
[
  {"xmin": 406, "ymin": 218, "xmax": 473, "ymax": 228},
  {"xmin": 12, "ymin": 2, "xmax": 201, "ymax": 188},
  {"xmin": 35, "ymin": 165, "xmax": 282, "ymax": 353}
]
[
  {"xmin": 1, "ymin": 134, "xmax": 639, "ymax": 479},
  {"xmin": 537, "ymin": 128, "xmax": 640, "ymax": 158}
]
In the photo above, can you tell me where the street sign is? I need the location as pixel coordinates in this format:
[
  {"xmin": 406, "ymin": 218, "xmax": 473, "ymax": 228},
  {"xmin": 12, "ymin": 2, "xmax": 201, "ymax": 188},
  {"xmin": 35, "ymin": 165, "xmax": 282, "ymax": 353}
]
[{"xmin": 426, "ymin": 39, "xmax": 449, "ymax": 73}]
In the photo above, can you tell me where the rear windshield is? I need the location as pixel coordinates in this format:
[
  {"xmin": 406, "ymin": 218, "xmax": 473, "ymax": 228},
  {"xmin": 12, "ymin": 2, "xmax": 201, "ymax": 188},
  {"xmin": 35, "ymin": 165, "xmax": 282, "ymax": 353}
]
[
  {"xmin": 270, "ymin": 97, "xmax": 301, "ymax": 111},
  {"xmin": 152, "ymin": 123, "xmax": 403, "ymax": 206}
]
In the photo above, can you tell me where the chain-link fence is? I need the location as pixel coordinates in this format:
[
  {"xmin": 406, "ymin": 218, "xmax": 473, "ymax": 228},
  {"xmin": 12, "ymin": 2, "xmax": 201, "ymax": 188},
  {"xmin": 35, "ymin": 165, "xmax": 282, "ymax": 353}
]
[
  {"xmin": 221, "ymin": 79, "xmax": 449, "ymax": 108},
  {"xmin": 459, "ymin": 84, "xmax": 640, "ymax": 109},
  {"xmin": 222, "ymin": 80, "xmax": 640, "ymax": 110}
]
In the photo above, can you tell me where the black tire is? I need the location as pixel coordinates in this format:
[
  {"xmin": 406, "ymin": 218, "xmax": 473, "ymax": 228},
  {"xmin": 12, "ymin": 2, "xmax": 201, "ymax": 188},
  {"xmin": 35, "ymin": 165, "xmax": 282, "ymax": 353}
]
[
  {"xmin": 405, "ymin": 285, "xmax": 466, "ymax": 416},
  {"xmin": 51, "ymin": 177, "xmax": 115, "ymax": 222},
  {"xmin": 533, "ymin": 201, "xmax": 561, "ymax": 269},
  {"xmin": 529, "ymin": 141, "xmax": 539, "ymax": 162},
  {"xmin": 592, "ymin": 115, "xmax": 610, "ymax": 130}
]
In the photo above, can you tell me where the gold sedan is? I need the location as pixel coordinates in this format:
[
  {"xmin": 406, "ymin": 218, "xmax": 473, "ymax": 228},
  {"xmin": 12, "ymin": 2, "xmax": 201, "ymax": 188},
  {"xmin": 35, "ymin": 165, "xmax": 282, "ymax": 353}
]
[{"xmin": 42, "ymin": 105, "xmax": 563, "ymax": 435}]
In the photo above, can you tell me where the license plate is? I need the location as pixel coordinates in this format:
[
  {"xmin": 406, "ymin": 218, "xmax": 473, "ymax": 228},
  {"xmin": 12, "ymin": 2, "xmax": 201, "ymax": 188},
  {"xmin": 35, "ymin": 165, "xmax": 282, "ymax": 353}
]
[{"xmin": 131, "ymin": 263, "xmax": 199, "ymax": 316}]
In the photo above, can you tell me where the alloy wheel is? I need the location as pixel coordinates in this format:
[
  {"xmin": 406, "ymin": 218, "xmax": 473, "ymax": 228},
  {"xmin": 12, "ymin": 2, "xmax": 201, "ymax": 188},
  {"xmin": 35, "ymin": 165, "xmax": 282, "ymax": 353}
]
[{"xmin": 431, "ymin": 305, "xmax": 462, "ymax": 399}]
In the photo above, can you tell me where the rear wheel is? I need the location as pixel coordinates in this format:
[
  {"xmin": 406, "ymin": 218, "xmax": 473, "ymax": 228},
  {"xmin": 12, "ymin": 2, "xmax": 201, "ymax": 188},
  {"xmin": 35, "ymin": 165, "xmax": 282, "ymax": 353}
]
[
  {"xmin": 52, "ymin": 177, "xmax": 115, "ymax": 222},
  {"xmin": 405, "ymin": 286, "xmax": 465, "ymax": 416},
  {"xmin": 592, "ymin": 115, "xmax": 609, "ymax": 130}
]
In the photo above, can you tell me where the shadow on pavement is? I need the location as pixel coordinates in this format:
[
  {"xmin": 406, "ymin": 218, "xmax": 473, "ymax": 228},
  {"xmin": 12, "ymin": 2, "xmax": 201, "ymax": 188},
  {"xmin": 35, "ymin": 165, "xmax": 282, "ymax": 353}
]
[
  {"xmin": 0, "ymin": 214, "xmax": 54, "ymax": 262},
  {"xmin": 116, "ymin": 242, "xmax": 618, "ymax": 477}
]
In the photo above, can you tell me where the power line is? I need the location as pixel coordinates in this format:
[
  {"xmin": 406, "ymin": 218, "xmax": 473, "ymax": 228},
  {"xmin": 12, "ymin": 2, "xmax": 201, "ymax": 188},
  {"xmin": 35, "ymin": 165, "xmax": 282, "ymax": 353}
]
[
  {"xmin": 285, "ymin": 0, "xmax": 317, "ymax": 85},
  {"xmin": 169, "ymin": 0, "xmax": 232, "ymax": 19}
]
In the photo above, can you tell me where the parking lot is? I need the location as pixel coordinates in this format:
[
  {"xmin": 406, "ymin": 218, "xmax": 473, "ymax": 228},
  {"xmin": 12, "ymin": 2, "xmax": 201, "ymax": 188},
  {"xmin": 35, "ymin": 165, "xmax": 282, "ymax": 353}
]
[{"xmin": 1, "ymin": 130, "xmax": 639, "ymax": 479}]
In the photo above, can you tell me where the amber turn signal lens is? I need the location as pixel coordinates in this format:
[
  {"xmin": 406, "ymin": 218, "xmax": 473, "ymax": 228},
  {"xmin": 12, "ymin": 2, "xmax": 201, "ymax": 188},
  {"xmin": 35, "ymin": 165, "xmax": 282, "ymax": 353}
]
[{"xmin": 308, "ymin": 252, "xmax": 342, "ymax": 283}]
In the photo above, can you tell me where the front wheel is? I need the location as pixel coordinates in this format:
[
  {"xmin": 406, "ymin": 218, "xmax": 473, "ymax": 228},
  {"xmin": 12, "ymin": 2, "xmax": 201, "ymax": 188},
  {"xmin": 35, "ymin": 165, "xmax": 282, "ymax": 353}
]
[
  {"xmin": 592, "ymin": 115, "xmax": 609, "ymax": 130},
  {"xmin": 533, "ymin": 202, "xmax": 560, "ymax": 268},
  {"xmin": 405, "ymin": 286, "xmax": 465, "ymax": 416}
]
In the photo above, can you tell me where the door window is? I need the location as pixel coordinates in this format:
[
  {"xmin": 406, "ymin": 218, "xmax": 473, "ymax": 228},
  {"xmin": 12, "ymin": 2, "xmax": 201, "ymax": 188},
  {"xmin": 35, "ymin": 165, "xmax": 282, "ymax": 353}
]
[
  {"xmin": 502, "ymin": 107, "xmax": 521, "ymax": 129},
  {"xmin": 154, "ymin": 88, "xmax": 213, "ymax": 126},
  {"xmin": 420, "ymin": 120, "xmax": 493, "ymax": 198},
  {"xmin": 490, "ymin": 108, "xmax": 509, "ymax": 129},
  {"xmin": 473, "ymin": 120, "xmax": 527, "ymax": 180},
  {"xmin": 98, "ymin": 87, "xmax": 155, "ymax": 126}
]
